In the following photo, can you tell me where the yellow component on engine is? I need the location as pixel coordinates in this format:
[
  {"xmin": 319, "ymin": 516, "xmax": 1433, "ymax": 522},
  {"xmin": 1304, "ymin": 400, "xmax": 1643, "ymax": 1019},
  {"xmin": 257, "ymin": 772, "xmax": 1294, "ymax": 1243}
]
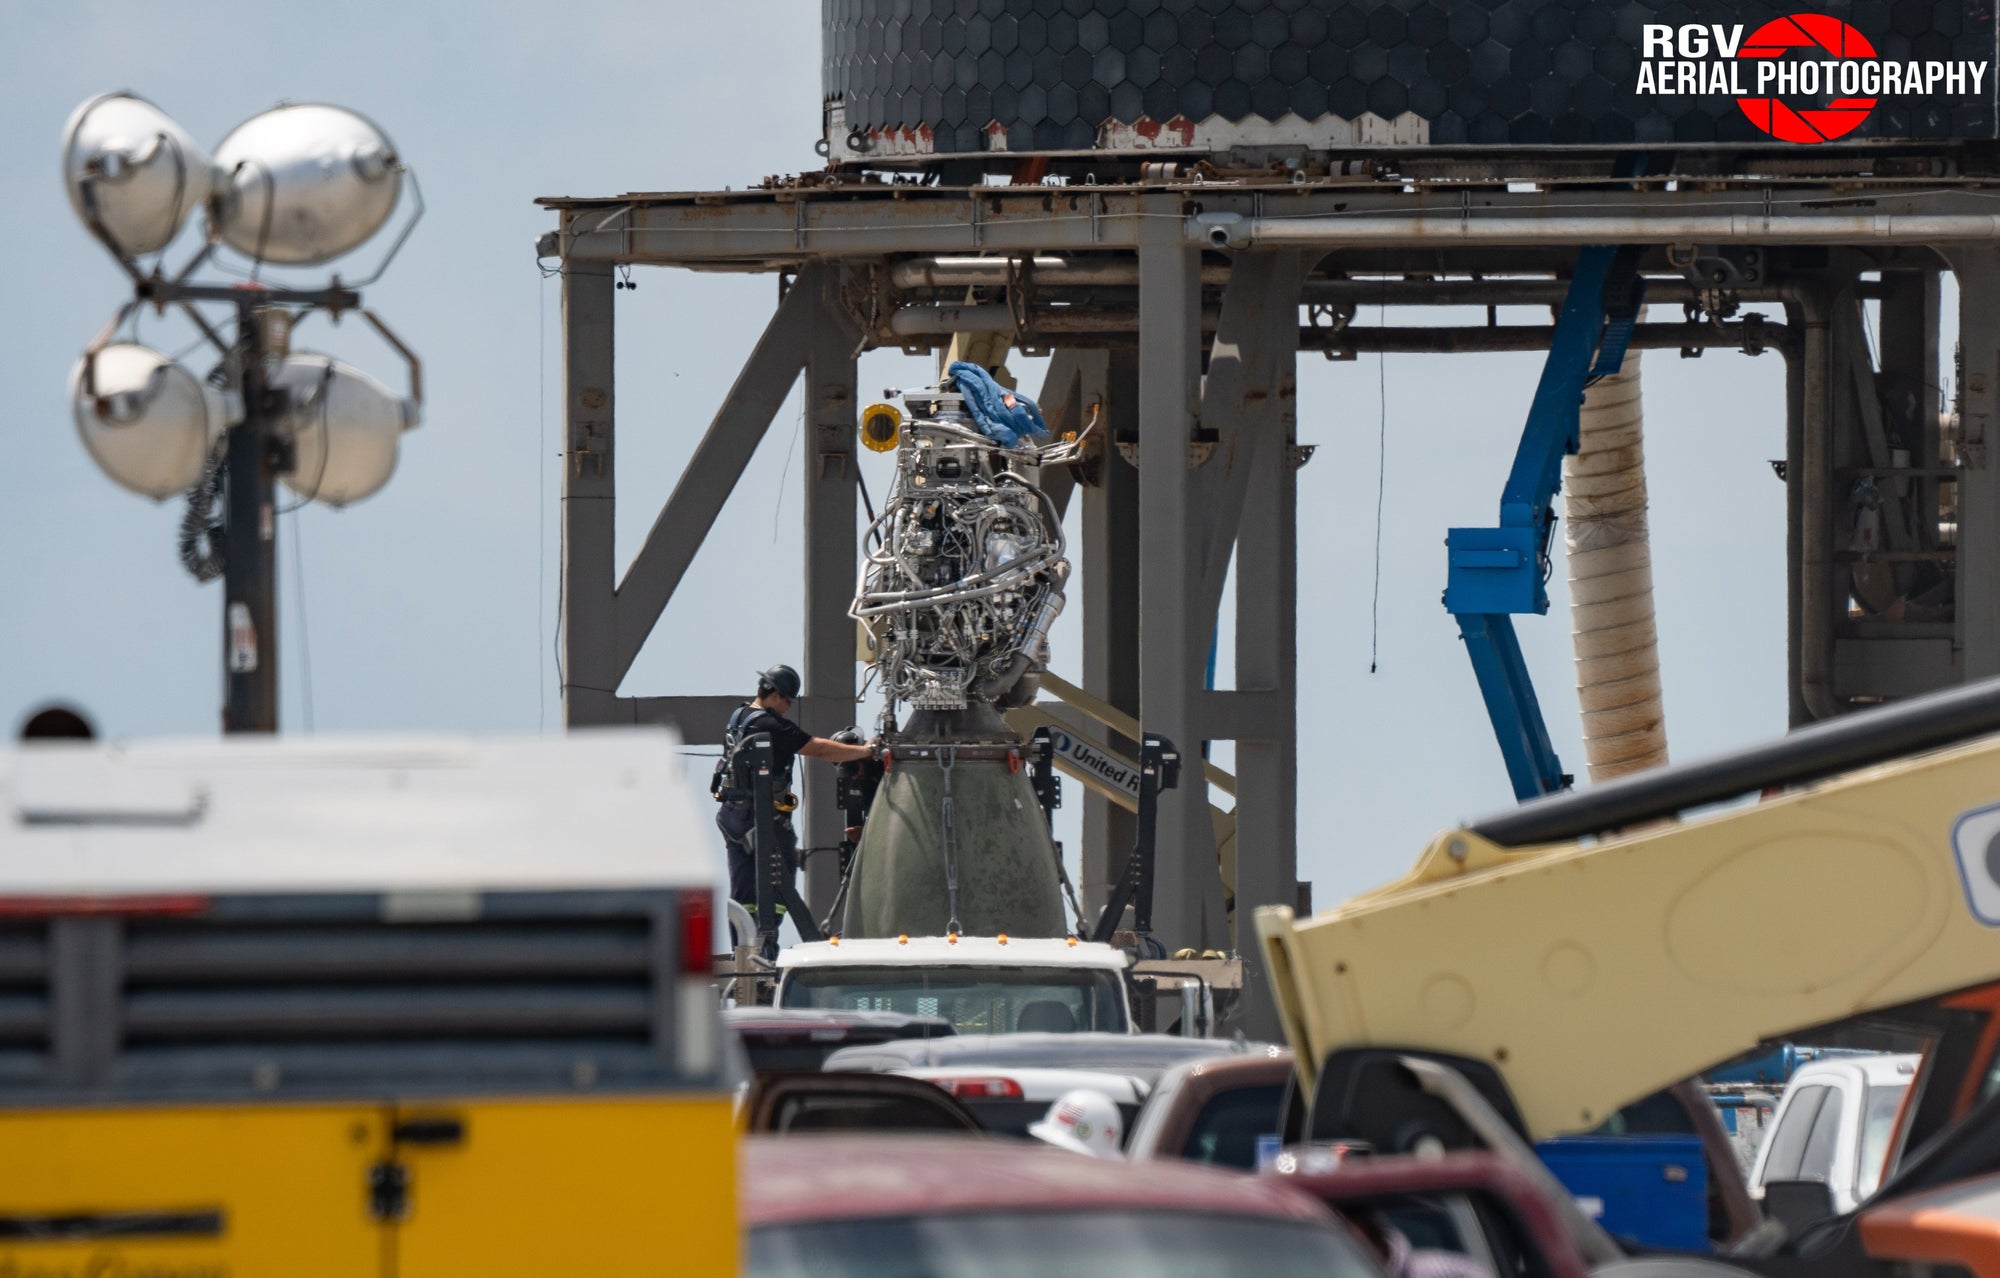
[
  {"xmin": 1257, "ymin": 729, "xmax": 2000, "ymax": 1142},
  {"xmin": 860, "ymin": 403, "xmax": 902, "ymax": 452}
]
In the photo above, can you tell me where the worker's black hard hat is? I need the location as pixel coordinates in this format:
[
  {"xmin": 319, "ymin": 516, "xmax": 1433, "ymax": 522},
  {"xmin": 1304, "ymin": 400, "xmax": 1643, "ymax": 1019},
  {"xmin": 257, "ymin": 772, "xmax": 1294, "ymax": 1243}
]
[{"xmin": 757, "ymin": 665, "xmax": 802, "ymax": 700}]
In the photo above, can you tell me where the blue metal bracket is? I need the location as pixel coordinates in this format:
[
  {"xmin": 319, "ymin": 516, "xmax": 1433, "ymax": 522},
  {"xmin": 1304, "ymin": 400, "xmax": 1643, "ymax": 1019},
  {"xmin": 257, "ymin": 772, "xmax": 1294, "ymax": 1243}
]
[{"xmin": 1447, "ymin": 243, "xmax": 1647, "ymax": 800}]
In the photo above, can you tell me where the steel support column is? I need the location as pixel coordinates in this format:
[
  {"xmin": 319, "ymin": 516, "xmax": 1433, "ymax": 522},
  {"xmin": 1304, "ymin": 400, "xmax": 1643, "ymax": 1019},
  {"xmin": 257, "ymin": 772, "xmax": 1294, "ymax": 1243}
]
[
  {"xmin": 1783, "ymin": 304, "xmax": 1808, "ymax": 727},
  {"xmin": 1192, "ymin": 251, "xmax": 1307, "ymax": 625},
  {"xmin": 1795, "ymin": 284, "xmax": 1839, "ymax": 720},
  {"xmin": 1880, "ymin": 271, "xmax": 1942, "ymax": 560},
  {"xmin": 1081, "ymin": 349, "xmax": 1138, "ymax": 920},
  {"xmin": 561, "ymin": 262, "xmax": 619, "ymax": 726},
  {"xmin": 1137, "ymin": 197, "xmax": 1225, "ymax": 949},
  {"xmin": 801, "ymin": 270, "xmax": 863, "ymax": 913},
  {"xmin": 1230, "ymin": 336, "xmax": 1299, "ymax": 1041},
  {"xmin": 1950, "ymin": 247, "xmax": 2000, "ymax": 678}
]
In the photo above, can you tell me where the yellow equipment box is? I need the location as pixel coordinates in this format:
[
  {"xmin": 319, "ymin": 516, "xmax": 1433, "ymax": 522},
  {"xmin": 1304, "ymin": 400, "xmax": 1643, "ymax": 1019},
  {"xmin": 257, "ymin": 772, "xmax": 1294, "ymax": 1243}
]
[{"xmin": 0, "ymin": 733, "xmax": 737, "ymax": 1277}]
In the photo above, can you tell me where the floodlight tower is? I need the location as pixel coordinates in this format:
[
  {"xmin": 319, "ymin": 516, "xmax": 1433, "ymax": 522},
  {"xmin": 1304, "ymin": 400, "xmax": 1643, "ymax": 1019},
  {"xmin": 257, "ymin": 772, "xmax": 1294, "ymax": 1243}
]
[{"xmin": 62, "ymin": 94, "xmax": 422, "ymax": 733}]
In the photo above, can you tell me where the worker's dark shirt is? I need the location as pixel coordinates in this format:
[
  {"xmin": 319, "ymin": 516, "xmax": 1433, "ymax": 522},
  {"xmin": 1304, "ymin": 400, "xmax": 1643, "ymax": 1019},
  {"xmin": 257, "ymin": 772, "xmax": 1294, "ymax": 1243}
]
[{"xmin": 725, "ymin": 703, "xmax": 813, "ymax": 792}]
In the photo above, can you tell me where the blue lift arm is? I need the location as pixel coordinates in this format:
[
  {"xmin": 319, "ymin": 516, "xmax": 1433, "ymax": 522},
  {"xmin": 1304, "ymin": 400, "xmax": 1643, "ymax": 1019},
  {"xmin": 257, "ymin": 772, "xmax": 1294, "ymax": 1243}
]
[{"xmin": 1445, "ymin": 245, "xmax": 1647, "ymax": 800}]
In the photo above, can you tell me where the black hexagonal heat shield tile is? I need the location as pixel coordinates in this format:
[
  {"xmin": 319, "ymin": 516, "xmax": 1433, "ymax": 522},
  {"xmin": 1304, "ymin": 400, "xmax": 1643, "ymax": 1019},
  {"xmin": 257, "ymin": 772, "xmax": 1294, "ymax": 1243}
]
[{"xmin": 824, "ymin": 0, "xmax": 1997, "ymax": 149}]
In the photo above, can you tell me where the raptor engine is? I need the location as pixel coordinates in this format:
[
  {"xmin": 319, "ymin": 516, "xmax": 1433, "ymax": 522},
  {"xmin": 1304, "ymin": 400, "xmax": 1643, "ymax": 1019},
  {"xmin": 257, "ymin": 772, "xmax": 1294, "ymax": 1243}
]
[{"xmin": 853, "ymin": 385, "xmax": 1070, "ymax": 717}]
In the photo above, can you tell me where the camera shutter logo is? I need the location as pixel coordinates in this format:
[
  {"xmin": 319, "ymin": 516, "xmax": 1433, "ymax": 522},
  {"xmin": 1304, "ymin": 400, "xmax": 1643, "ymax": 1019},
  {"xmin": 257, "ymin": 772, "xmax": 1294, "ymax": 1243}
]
[{"xmin": 1734, "ymin": 14, "xmax": 1879, "ymax": 144}]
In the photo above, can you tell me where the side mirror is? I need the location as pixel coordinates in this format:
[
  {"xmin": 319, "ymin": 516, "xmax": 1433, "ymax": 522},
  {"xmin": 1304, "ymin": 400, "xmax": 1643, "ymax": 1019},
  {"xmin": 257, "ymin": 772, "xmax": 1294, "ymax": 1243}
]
[{"xmin": 1762, "ymin": 1179, "xmax": 1838, "ymax": 1235}]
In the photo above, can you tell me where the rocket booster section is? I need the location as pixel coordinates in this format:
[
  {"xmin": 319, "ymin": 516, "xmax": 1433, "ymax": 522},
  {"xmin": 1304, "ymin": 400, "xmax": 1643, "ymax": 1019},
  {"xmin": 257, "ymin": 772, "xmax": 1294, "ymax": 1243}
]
[{"xmin": 841, "ymin": 375, "xmax": 1088, "ymax": 938}]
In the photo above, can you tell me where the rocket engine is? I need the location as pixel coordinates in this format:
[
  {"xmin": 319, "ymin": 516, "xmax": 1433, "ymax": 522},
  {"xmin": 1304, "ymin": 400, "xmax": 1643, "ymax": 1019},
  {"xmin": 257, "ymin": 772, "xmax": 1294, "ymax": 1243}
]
[
  {"xmin": 854, "ymin": 393, "xmax": 1069, "ymax": 713},
  {"xmin": 839, "ymin": 377, "xmax": 1084, "ymax": 939}
]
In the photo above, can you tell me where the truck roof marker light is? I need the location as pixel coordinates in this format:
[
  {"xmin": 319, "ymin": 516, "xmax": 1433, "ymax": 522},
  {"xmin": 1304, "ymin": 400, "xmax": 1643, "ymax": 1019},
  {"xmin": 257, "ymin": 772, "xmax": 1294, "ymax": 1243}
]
[
  {"xmin": 898, "ymin": 934, "xmax": 909, "ymax": 945},
  {"xmin": 947, "ymin": 933, "xmax": 959, "ymax": 944},
  {"xmin": 829, "ymin": 935, "xmax": 840, "ymax": 946},
  {"xmin": 1066, "ymin": 936, "xmax": 1078, "ymax": 947},
  {"xmin": 997, "ymin": 934, "xmax": 1008, "ymax": 944}
]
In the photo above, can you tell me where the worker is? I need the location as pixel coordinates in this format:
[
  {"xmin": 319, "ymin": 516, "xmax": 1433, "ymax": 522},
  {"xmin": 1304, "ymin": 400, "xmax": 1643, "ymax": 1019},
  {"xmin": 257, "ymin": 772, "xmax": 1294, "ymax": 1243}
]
[
  {"xmin": 1027, "ymin": 1089, "xmax": 1125, "ymax": 1158},
  {"xmin": 713, "ymin": 665, "xmax": 876, "ymax": 911}
]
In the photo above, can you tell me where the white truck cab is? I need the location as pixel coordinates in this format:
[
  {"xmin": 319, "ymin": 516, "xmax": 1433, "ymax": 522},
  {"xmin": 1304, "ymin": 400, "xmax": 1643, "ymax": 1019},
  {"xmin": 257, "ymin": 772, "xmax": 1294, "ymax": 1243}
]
[
  {"xmin": 1748, "ymin": 1052, "xmax": 1919, "ymax": 1215},
  {"xmin": 773, "ymin": 936, "xmax": 1134, "ymax": 1035}
]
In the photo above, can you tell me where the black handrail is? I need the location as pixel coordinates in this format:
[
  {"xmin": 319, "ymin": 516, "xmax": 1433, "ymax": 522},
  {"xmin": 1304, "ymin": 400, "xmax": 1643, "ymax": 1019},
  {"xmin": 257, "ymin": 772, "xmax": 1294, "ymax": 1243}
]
[{"xmin": 1469, "ymin": 676, "xmax": 2000, "ymax": 848}]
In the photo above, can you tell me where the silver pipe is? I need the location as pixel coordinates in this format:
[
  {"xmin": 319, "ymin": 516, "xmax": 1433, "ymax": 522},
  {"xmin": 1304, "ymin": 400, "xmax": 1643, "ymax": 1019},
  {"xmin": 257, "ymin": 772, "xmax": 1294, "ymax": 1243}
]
[
  {"xmin": 1301, "ymin": 279, "xmax": 1789, "ymax": 307},
  {"xmin": 1316, "ymin": 321, "xmax": 1785, "ymax": 355},
  {"xmin": 1198, "ymin": 213, "xmax": 2000, "ymax": 250},
  {"xmin": 888, "ymin": 256, "xmax": 1230, "ymax": 289},
  {"xmin": 886, "ymin": 303, "xmax": 1221, "ymax": 336}
]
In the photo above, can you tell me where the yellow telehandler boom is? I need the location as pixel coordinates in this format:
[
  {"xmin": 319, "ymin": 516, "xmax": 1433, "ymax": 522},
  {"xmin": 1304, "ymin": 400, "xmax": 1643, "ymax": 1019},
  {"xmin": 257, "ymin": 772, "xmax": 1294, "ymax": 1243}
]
[{"xmin": 1257, "ymin": 678, "xmax": 2000, "ymax": 1143}]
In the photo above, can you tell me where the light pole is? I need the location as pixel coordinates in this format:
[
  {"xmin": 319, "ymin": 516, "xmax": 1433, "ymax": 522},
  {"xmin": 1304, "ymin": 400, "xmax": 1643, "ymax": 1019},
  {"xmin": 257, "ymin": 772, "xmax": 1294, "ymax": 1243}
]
[{"xmin": 62, "ymin": 94, "xmax": 423, "ymax": 733}]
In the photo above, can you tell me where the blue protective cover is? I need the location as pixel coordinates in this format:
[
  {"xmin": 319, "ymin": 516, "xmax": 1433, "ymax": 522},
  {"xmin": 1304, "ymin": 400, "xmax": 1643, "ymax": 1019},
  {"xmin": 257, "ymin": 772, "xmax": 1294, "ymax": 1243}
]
[
  {"xmin": 948, "ymin": 361, "xmax": 1048, "ymax": 448},
  {"xmin": 1537, "ymin": 1135, "xmax": 1710, "ymax": 1253}
]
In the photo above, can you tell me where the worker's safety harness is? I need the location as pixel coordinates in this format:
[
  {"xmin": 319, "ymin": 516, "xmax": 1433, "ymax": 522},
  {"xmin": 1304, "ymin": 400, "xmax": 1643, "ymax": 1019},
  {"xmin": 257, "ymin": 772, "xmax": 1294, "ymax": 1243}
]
[{"xmin": 712, "ymin": 708, "xmax": 820, "ymax": 951}]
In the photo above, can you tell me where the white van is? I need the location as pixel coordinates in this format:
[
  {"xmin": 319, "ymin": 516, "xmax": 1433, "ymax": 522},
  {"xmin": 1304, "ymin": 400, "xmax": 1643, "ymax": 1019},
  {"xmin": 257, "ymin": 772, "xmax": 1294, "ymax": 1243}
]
[{"xmin": 1748, "ymin": 1053, "xmax": 1919, "ymax": 1215}]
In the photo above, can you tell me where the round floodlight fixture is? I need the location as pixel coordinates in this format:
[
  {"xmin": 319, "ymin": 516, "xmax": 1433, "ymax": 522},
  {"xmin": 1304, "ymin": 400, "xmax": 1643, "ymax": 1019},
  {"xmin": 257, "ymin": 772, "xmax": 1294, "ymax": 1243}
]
[
  {"xmin": 275, "ymin": 354, "xmax": 417, "ymax": 507},
  {"xmin": 214, "ymin": 104, "xmax": 401, "ymax": 266},
  {"xmin": 61, "ymin": 93, "xmax": 215, "ymax": 256},
  {"xmin": 70, "ymin": 343, "xmax": 227, "ymax": 499}
]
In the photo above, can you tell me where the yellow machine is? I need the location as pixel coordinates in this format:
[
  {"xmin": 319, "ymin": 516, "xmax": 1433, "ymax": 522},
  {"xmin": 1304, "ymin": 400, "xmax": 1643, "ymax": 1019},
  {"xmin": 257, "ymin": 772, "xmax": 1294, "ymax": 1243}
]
[
  {"xmin": 0, "ymin": 733, "xmax": 736, "ymax": 1277},
  {"xmin": 1257, "ymin": 679, "xmax": 2000, "ymax": 1144}
]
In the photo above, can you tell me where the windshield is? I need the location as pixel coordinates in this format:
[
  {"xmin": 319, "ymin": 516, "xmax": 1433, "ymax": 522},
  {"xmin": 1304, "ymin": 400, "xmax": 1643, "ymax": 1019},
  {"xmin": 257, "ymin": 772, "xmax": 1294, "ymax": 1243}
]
[
  {"xmin": 780, "ymin": 965, "xmax": 1128, "ymax": 1033},
  {"xmin": 1856, "ymin": 1081, "xmax": 1910, "ymax": 1199},
  {"xmin": 749, "ymin": 1211, "xmax": 1381, "ymax": 1278}
]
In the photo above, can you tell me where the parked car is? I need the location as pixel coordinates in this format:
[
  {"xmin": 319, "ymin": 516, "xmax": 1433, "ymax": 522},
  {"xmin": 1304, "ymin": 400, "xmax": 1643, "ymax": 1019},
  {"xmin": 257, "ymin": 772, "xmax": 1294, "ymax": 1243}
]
[
  {"xmin": 823, "ymin": 1032, "xmax": 1270, "ymax": 1139},
  {"xmin": 743, "ymin": 1071, "xmax": 985, "ymax": 1136},
  {"xmin": 1125, "ymin": 1047, "xmax": 1294, "ymax": 1169},
  {"xmin": 1749, "ymin": 1052, "xmax": 1920, "ymax": 1218},
  {"xmin": 725, "ymin": 1007, "xmax": 953, "ymax": 1076},
  {"xmin": 740, "ymin": 1133, "xmax": 1387, "ymax": 1278},
  {"xmin": 1270, "ymin": 1149, "xmax": 1591, "ymax": 1278}
]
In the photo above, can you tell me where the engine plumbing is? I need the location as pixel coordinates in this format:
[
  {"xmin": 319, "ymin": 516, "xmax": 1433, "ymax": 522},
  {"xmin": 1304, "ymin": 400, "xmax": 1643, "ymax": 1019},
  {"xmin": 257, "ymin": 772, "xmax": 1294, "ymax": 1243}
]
[{"xmin": 852, "ymin": 382, "xmax": 1080, "ymax": 720}]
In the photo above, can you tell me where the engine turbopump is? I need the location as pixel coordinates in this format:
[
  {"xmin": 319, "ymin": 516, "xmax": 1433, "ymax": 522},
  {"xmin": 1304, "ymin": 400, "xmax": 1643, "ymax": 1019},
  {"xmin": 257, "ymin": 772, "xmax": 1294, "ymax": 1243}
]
[{"xmin": 852, "ymin": 385, "xmax": 1071, "ymax": 716}]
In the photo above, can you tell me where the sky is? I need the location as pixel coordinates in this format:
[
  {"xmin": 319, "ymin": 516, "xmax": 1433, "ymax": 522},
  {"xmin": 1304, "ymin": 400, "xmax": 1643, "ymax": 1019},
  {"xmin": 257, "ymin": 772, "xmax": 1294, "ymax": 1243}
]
[{"xmin": 0, "ymin": 1, "xmax": 1859, "ymax": 910}]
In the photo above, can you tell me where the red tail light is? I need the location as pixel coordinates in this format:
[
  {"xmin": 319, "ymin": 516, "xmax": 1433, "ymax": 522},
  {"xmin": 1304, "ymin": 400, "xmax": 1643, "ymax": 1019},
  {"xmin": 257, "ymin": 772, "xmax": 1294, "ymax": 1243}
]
[
  {"xmin": 939, "ymin": 1076, "xmax": 1023, "ymax": 1100},
  {"xmin": 679, "ymin": 889, "xmax": 714, "ymax": 975}
]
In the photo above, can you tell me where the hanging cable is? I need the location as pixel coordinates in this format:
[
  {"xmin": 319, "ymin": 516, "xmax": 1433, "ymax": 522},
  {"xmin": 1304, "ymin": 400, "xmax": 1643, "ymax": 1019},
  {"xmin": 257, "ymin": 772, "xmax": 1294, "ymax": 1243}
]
[
  {"xmin": 178, "ymin": 438, "xmax": 227, "ymax": 583},
  {"xmin": 1369, "ymin": 290, "xmax": 1389, "ymax": 674},
  {"xmin": 772, "ymin": 399, "xmax": 804, "ymax": 542}
]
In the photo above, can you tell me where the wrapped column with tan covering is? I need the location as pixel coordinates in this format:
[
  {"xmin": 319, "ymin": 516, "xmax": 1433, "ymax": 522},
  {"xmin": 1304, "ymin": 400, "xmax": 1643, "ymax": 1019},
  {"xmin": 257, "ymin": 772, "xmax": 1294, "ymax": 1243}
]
[{"xmin": 1565, "ymin": 362, "xmax": 1668, "ymax": 782}]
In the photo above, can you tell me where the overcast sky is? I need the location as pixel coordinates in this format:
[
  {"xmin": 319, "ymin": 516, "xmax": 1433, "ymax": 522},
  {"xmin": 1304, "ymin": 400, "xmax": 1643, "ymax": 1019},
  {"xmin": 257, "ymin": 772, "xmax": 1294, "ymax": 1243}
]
[{"xmin": 1, "ymin": 1, "xmax": 1862, "ymax": 909}]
